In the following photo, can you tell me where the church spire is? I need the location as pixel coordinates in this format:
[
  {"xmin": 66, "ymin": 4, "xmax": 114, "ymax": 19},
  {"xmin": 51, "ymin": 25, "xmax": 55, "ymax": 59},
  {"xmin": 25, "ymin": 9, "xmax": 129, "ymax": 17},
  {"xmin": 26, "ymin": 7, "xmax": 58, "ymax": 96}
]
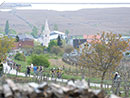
[
  {"xmin": 43, "ymin": 19, "xmax": 50, "ymax": 34},
  {"xmin": 41, "ymin": 19, "xmax": 50, "ymax": 47}
]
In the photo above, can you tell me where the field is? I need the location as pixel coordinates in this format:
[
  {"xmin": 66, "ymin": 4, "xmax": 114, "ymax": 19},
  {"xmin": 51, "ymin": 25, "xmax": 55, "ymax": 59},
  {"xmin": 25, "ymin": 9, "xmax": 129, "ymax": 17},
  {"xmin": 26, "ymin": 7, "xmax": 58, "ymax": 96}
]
[{"xmin": 0, "ymin": 8, "xmax": 130, "ymax": 35}]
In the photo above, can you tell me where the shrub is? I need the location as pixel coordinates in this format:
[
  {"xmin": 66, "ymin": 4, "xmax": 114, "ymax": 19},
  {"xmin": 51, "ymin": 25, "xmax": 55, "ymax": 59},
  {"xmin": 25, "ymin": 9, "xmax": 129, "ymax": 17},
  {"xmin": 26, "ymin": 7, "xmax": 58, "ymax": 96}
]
[
  {"xmin": 30, "ymin": 55, "xmax": 50, "ymax": 68},
  {"xmin": 50, "ymin": 46, "xmax": 64, "ymax": 56},
  {"xmin": 14, "ymin": 53, "xmax": 25, "ymax": 61},
  {"xmin": 64, "ymin": 45, "xmax": 73, "ymax": 53}
]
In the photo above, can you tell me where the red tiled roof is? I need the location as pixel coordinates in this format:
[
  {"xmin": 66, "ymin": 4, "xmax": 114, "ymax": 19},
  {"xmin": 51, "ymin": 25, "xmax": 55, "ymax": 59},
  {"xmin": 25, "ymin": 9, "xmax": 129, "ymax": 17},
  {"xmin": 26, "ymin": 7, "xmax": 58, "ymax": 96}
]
[
  {"xmin": 83, "ymin": 34, "xmax": 100, "ymax": 43},
  {"xmin": 12, "ymin": 40, "xmax": 34, "ymax": 50}
]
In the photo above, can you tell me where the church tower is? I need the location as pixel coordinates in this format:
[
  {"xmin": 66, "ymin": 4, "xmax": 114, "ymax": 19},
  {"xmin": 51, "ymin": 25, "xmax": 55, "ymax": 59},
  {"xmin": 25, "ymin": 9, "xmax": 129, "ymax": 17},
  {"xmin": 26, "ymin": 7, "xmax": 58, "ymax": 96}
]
[{"xmin": 41, "ymin": 20, "xmax": 50, "ymax": 47}]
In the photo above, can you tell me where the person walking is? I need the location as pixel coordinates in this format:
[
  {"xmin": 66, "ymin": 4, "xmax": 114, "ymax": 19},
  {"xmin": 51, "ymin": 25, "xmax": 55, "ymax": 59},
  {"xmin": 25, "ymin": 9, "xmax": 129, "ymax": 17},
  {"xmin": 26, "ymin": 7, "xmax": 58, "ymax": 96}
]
[
  {"xmin": 114, "ymin": 72, "xmax": 119, "ymax": 81},
  {"xmin": 51, "ymin": 68, "xmax": 55, "ymax": 78},
  {"xmin": 26, "ymin": 66, "xmax": 31, "ymax": 77},
  {"xmin": 33, "ymin": 65, "xmax": 38, "ymax": 75}
]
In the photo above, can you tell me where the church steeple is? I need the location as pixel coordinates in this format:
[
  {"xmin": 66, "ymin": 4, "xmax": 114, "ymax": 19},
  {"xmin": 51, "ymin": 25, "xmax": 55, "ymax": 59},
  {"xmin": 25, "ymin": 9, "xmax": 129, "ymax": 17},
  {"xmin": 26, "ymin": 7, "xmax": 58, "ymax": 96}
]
[
  {"xmin": 43, "ymin": 19, "xmax": 50, "ymax": 34},
  {"xmin": 41, "ymin": 19, "xmax": 50, "ymax": 47}
]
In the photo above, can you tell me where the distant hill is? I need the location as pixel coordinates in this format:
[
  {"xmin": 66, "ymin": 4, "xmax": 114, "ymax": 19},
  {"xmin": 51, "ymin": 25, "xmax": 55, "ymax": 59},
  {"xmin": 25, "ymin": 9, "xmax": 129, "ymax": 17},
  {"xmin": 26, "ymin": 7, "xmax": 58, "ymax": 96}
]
[{"xmin": 0, "ymin": 8, "xmax": 130, "ymax": 35}]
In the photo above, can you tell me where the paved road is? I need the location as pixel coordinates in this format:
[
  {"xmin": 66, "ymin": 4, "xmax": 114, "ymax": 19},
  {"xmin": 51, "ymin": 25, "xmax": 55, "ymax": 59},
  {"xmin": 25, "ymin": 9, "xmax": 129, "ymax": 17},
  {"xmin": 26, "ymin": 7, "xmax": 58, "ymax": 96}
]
[{"xmin": 3, "ymin": 62, "xmax": 112, "ymax": 88}]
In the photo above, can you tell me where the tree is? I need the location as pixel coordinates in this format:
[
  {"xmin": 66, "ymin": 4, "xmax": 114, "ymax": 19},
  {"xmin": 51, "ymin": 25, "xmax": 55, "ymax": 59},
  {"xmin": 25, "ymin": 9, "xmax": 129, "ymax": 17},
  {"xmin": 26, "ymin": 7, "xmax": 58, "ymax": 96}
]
[
  {"xmin": 0, "ymin": 60, "xmax": 3, "ymax": 77},
  {"xmin": 5, "ymin": 20, "xmax": 9, "ymax": 35},
  {"xmin": 0, "ymin": 36, "xmax": 14, "ymax": 75},
  {"xmin": 65, "ymin": 30, "xmax": 69, "ymax": 43},
  {"xmin": 48, "ymin": 40, "xmax": 57, "ymax": 52},
  {"xmin": 32, "ymin": 45, "xmax": 45, "ymax": 54},
  {"xmin": 65, "ymin": 30, "xmax": 69, "ymax": 36},
  {"xmin": 31, "ymin": 26, "xmax": 38, "ymax": 38},
  {"xmin": 41, "ymin": 24, "xmax": 44, "ymax": 32},
  {"xmin": 14, "ymin": 53, "xmax": 25, "ymax": 61},
  {"xmin": 78, "ymin": 32, "xmax": 129, "ymax": 88},
  {"xmin": 64, "ymin": 45, "xmax": 73, "ymax": 54},
  {"xmin": 0, "ymin": 36, "xmax": 14, "ymax": 61},
  {"xmin": 57, "ymin": 35, "xmax": 62, "ymax": 47},
  {"xmin": 15, "ymin": 35, "xmax": 19, "ymax": 42},
  {"xmin": 53, "ymin": 24, "xmax": 58, "ymax": 31},
  {"xmin": 9, "ymin": 29, "xmax": 17, "ymax": 34},
  {"xmin": 51, "ymin": 46, "xmax": 64, "ymax": 56},
  {"xmin": 0, "ymin": 27, "xmax": 5, "ymax": 34},
  {"xmin": 21, "ymin": 45, "xmax": 33, "ymax": 56},
  {"xmin": 30, "ymin": 55, "xmax": 50, "ymax": 68}
]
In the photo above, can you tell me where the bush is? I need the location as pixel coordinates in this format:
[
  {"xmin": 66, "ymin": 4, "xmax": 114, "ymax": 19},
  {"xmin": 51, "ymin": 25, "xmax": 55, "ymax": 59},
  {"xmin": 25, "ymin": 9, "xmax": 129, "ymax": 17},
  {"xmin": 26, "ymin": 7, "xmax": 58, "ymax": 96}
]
[
  {"xmin": 32, "ymin": 45, "xmax": 45, "ymax": 54},
  {"xmin": 64, "ymin": 45, "xmax": 73, "ymax": 53},
  {"xmin": 30, "ymin": 55, "xmax": 50, "ymax": 68},
  {"xmin": 50, "ymin": 46, "xmax": 64, "ymax": 56},
  {"xmin": 14, "ymin": 53, "xmax": 25, "ymax": 61}
]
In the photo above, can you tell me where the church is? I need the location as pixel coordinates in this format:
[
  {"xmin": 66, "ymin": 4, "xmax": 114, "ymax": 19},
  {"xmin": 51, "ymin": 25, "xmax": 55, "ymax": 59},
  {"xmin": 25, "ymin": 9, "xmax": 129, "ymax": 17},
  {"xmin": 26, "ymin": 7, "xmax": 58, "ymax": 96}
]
[
  {"xmin": 38, "ymin": 20, "xmax": 51, "ymax": 47},
  {"xmin": 38, "ymin": 20, "xmax": 66, "ymax": 47}
]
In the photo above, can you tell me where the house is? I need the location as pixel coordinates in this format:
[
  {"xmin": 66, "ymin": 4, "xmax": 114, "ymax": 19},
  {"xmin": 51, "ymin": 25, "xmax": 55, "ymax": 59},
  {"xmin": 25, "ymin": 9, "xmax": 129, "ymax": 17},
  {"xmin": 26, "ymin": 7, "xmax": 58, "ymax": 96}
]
[
  {"xmin": 67, "ymin": 35, "xmax": 84, "ymax": 46},
  {"xmin": 13, "ymin": 34, "xmax": 34, "ymax": 50},
  {"xmin": 73, "ymin": 39, "xmax": 87, "ymax": 48},
  {"xmin": 50, "ymin": 31, "xmax": 65, "ymax": 40},
  {"xmin": 83, "ymin": 34, "xmax": 100, "ymax": 43}
]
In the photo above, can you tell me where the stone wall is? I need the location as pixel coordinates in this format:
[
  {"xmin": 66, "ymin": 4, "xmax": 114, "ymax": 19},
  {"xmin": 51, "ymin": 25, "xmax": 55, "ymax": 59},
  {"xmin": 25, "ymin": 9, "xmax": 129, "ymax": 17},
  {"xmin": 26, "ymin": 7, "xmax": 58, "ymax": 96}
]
[{"xmin": 0, "ymin": 79, "xmax": 120, "ymax": 98}]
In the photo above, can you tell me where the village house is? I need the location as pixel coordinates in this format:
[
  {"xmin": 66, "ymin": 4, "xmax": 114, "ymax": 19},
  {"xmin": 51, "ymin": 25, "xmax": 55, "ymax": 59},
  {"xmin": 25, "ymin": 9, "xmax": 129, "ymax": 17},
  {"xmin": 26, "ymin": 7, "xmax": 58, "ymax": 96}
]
[{"xmin": 13, "ymin": 34, "xmax": 34, "ymax": 50}]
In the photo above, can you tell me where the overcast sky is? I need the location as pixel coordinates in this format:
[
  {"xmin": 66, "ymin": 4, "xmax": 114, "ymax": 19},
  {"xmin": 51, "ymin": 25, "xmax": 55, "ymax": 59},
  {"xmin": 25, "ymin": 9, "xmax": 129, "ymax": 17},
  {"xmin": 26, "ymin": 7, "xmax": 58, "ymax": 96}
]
[{"xmin": 3, "ymin": 0, "xmax": 130, "ymax": 3}]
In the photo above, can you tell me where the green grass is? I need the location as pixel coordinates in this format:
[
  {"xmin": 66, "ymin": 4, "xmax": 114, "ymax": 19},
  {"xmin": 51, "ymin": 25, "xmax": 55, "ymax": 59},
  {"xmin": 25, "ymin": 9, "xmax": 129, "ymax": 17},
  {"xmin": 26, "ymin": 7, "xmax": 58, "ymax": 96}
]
[
  {"xmin": 62, "ymin": 74, "xmax": 82, "ymax": 80},
  {"xmin": 13, "ymin": 59, "xmax": 28, "ymax": 73},
  {"xmin": 12, "ymin": 58, "xmax": 113, "ymax": 84}
]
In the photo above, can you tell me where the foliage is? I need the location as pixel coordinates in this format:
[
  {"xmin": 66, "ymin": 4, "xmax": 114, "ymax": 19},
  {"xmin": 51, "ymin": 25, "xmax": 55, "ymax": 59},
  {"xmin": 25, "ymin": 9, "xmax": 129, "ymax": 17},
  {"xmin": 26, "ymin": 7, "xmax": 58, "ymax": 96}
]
[
  {"xmin": 0, "ymin": 36, "xmax": 14, "ymax": 61},
  {"xmin": 50, "ymin": 46, "xmax": 64, "ymax": 56},
  {"xmin": 15, "ymin": 35, "xmax": 19, "ymax": 42},
  {"xmin": 57, "ymin": 35, "xmax": 62, "ymax": 47},
  {"xmin": 31, "ymin": 26, "xmax": 38, "ymax": 38},
  {"xmin": 29, "ymin": 54, "xmax": 50, "ymax": 68},
  {"xmin": 32, "ymin": 45, "xmax": 45, "ymax": 54},
  {"xmin": 65, "ymin": 30, "xmax": 69, "ymax": 36},
  {"xmin": 64, "ymin": 45, "xmax": 73, "ymax": 54},
  {"xmin": 41, "ymin": 24, "xmax": 44, "ymax": 32},
  {"xmin": 125, "ymin": 52, "xmax": 130, "ymax": 56},
  {"xmin": 53, "ymin": 24, "xmax": 58, "ymax": 31},
  {"xmin": 21, "ymin": 45, "xmax": 33, "ymax": 56},
  {"xmin": 48, "ymin": 40, "xmax": 57, "ymax": 52},
  {"xmin": 9, "ymin": 29, "xmax": 17, "ymax": 34},
  {"xmin": 14, "ymin": 53, "xmax": 25, "ymax": 61},
  {"xmin": 78, "ymin": 32, "xmax": 129, "ymax": 88},
  {"xmin": 0, "ymin": 60, "xmax": 3, "ymax": 74},
  {"xmin": 0, "ymin": 27, "xmax": 5, "ymax": 34},
  {"xmin": 5, "ymin": 20, "xmax": 9, "ymax": 35},
  {"xmin": 65, "ymin": 30, "xmax": 69, "ymax": 43}
]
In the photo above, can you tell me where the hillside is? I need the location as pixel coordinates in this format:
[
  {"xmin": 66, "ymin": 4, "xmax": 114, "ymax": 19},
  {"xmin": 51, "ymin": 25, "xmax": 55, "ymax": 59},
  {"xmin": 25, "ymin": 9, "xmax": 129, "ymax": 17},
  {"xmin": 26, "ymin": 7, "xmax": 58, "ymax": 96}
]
[{"xmin": 0, "ymin": 8, "xmax": 130, "ymax": 35}]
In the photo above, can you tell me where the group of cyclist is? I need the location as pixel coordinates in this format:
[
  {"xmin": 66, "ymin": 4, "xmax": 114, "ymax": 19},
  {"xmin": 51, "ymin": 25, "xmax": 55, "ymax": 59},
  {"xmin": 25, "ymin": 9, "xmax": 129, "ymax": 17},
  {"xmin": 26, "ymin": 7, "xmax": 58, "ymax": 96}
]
[
  {"xmin": 26, "ymin": 64, "xmax": 63, "ymax": 79},
  {"xmin": 51, "ymin": 68, "xmax": 63, "ymax": 78}
]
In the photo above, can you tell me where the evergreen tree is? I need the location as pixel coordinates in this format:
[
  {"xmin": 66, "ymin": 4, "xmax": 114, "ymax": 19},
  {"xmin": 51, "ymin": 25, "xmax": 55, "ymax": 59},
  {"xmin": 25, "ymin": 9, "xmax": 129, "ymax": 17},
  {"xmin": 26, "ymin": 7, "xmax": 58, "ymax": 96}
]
[
  {"xmin": 0, "ymin": 60, "xmax": 3, "ymax": 77},
  {"xmin": 65, "ymin": 30, "xmax": 69, "ymax": 36},
  {"xmin": 31, "ymin": 26, "xmax": 38, "ymax": 38},
  {"xmin": 57, "ymin": 35, "xmax": 62, "ymax": 47},
  {"xmin": 65, "ymin": 30, "xmax": 69, "ymax": 43},
  {"xmin": 48, "ymin": 40, "xmax": 57, "ymax": 52},
  {"xmin": 5, "ymin": 20, "xmax": 9, "ymax": 35},
  {"xmin": 15, "ymin": 35, "xmax": 19, "ymax": 42},
  {"xmin": 41, "ymin": 25, "xmax": 44, "ymax": 32},
  {"xmin": 53, "ymin": 24, "xmax": 58, "ymax": 31}
]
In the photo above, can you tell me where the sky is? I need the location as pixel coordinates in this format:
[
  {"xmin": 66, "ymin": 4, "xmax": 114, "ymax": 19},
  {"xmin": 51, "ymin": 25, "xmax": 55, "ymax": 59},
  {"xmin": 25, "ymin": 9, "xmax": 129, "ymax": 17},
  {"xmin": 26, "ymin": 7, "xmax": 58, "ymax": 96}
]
[
  {"xmin": 2, "ymin": 0, "xmax": 130, "ymax": 3},
  {"xmin": 1, "ymin": 0, "xmax": 130, "ymax": 11}
]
